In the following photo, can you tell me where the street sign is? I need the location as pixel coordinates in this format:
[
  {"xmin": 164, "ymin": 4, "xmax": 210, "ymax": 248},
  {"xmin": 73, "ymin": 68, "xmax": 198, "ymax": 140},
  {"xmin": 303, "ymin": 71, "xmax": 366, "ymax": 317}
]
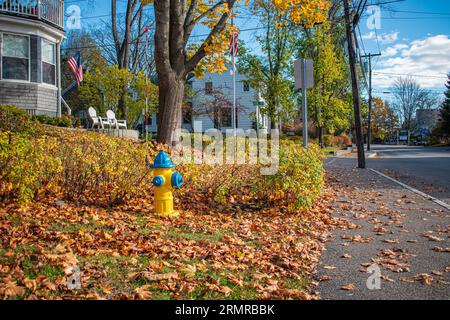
[
  {"xmin": 294, "ymin": 59, "xmax": 314, "ymax": 149},
  {"xmin": 294, "ymin": 59, "xmax": 314, "ymax": 89},
  {"xmin": 421, "ymin": 129, "xmax": 431, "ymax": 136}
]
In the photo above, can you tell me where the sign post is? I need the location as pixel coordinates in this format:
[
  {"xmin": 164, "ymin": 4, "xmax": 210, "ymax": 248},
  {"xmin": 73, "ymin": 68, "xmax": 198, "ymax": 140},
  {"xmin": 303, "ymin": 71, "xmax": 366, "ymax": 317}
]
[{"xmin": 294, "ymin": 59, "xmax": 313, "ymax": 149}]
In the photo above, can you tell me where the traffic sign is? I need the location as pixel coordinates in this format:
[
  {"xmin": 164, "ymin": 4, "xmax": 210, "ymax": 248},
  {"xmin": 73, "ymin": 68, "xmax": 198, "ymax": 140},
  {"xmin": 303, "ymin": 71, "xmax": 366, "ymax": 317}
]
[{"xmin": 294, "ymin": 59, "xmax": 314, "ymax": 89}]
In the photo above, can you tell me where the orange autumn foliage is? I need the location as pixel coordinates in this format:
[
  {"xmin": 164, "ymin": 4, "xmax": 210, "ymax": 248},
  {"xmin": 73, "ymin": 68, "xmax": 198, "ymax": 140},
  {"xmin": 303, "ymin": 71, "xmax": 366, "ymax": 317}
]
[{"xmin": 142, "ymin": 0, "xmax": 330, "ymax": 76}]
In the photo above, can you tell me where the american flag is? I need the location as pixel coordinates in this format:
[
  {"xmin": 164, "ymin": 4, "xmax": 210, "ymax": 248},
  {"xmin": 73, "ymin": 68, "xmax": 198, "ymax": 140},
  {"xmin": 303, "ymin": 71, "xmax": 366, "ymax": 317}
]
[
  {"xmin": 230, "ymin": 30, "xmax": 239, "ymax": 57},
  {"xmin": 68, "ymin": 52, "xmax": 83, "ymax": 86}
]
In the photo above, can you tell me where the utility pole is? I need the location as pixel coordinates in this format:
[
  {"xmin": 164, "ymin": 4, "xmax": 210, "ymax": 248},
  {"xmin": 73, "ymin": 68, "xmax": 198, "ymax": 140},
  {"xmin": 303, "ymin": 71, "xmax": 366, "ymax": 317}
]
[
  {"xmin": 361, "ymin": 53, "xmax": 381, "ymax": 151},
  {"xmin": 343, "ymin": 0, "xmax": 366, "ymax": 169}
]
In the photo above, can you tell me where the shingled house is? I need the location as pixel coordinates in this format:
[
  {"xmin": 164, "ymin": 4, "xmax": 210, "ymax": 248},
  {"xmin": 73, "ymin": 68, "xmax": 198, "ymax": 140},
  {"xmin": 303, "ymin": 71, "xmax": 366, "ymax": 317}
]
[{"xmin": 0, "ymin": 0, "xmax": 65, "ymax": 116}]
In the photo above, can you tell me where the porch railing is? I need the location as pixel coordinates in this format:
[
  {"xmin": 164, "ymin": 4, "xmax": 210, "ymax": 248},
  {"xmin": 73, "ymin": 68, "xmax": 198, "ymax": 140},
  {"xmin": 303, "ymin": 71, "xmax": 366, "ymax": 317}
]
[{"xmin": 0, "ymin": 0, "xmax": 64, "ymax": 29}]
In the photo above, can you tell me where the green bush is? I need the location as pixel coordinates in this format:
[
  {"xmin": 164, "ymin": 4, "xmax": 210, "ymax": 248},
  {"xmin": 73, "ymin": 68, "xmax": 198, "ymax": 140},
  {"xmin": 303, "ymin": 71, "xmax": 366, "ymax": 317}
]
[
  {"xmin": 1, "ymin": 121, "xmax": 325, "ymax": 211},
  {"xmin": 58, "ymin": 116, "xmax": 73, "ymax": 128},
  {"xmin": 33, "ymin": 115, "xmax": 75, "ymax": 128},
  {"xmin": 71, "ymin": 117, "xmax": 81, "ymax": 128},
  {"xmin": 0, "ymin": 105, "xmax": 30, "ymax": 134},
  {"xmin": 0, "ymin": 123, "xmax": 151, "ymax": 205},
  {"xmin": 323, "ymin": 134, "xmax": 351, "ymax": 148},
  {"xmin": 0, "ymin": 132, "xmax": 61, "ymax": 203},
  {"xmin": 262, "ymin": 142, "xmax": 324, "ymax": 211},
  {"xmin": 55, "ymin": 130, "xmax": 149, "ymax": 204},
  {"xmin": 180, "ymin": 139, "xmax": 325, "ymax": 212}
]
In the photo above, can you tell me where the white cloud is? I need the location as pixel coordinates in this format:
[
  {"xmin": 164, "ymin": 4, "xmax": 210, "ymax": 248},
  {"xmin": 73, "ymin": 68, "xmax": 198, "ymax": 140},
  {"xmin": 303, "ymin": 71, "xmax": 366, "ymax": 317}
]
[
  {"xmin": 381, "ymin": 47, "xmax": 398, "ymax": 57},
  {"xmin": 361, "ymin": 31, "xmax": 399, "ymax": 44},
  {"xmin": 381, "ymin": 43, "xmax": 408, "ymax": 57},
  {"xmin": 362, "ymin": 31, "xmax": 376, "ymax": 40},
  {"xmin": 379, "ymin": 32, "xmax": 399, "ymax": 44},
  {"xmin": 373, "ymin": 35, "xmax": 450, "ymax": 89}
]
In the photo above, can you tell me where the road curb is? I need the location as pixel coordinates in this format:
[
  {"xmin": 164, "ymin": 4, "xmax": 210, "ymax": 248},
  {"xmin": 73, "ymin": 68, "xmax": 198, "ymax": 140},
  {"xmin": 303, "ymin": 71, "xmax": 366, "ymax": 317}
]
[{"xmin": 369, "ymin": 168, "xmax": 450, "ymax": 211}]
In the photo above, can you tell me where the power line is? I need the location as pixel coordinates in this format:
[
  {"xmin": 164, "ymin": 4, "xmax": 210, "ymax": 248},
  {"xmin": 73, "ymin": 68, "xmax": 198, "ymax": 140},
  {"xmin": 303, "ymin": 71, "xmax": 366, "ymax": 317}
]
[
  {"xmin": 361, "ymin": 53, "xmax": 382, "ymax": 151},
  {"xmin": 386, "ymin": 9, "xmax": 450, "ymax": 16},
  {"xmin": 367, "ymin": 0, "xmax": 406, "ymax": 5},
  {"xmin": 373, "ymin": 72, "xmax": 448, "ymax": 79}
]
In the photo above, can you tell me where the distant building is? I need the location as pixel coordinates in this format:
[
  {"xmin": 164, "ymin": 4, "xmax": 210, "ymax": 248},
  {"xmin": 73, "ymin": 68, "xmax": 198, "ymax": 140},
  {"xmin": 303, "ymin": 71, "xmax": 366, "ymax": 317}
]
[
  {"xmin": 147, "ymin": 68, "xmax": 268, "ymax": 133},
  {"xmin": 0, "ymin": 0, "xmax": 65, "ymax": 116}
]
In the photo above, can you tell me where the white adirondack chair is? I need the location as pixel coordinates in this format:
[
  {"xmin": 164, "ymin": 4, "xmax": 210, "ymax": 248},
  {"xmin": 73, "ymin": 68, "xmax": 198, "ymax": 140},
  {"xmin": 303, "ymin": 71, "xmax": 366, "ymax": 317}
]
[
  {"xmin": 106, "ymin": 110, "xmax": 127, "ymax": 130},
  {"xmin": 87, "ymin": 107, "xmax": 105, "ymax": 129}
]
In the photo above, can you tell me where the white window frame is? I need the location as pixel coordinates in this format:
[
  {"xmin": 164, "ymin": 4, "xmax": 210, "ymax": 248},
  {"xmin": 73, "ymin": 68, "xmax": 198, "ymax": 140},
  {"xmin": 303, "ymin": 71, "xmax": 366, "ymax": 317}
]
[
  {"xmin": 0, "ymin": 32, "xmax": 31, "ymax": 83},
  {"xmin": 41, "ymin": 38, "xmax": 56, "ymax": 86}
]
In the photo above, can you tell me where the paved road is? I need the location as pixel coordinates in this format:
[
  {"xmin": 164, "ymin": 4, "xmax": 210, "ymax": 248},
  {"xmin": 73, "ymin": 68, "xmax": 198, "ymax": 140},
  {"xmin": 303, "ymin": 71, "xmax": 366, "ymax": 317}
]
[
  {"xmin": 368, "ymin": 145, "xmax": 450, "ymax": 204},
  {"xmin": 317, "ymin": 158, "xmax": 450, "ymax": 300}
]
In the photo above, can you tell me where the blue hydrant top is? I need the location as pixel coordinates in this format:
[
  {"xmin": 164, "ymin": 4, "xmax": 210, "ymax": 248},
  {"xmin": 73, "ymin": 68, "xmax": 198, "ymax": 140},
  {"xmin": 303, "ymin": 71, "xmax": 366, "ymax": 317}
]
[{"xmin": 150, "ymin": 150, "xmax": 176, "ymax": 169}]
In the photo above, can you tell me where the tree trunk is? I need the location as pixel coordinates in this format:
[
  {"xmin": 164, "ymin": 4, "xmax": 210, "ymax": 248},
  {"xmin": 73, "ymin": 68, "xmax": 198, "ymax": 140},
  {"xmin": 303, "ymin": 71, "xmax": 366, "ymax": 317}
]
[
  {"xmin": 270, "ymin": 118, "xmax": 277, "ymax": 130},
  {"xmin": 118, "ymin": 89, "xmax": 127, "ymax": 119},
  {"xmin": 153, "ymin": 0, "xmax": 236, "ymax": 145},
  {"xmin": 157, "ymin": 73, "xmax": 185, "ymax": 145},
  {"xmin": 318, "ymin": 126, "xmax": 324, "ymax": 148}
]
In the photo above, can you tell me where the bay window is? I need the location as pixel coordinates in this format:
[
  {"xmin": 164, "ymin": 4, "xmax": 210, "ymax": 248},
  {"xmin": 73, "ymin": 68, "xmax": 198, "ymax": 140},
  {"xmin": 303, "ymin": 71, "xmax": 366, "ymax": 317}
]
[
  {"xmin": 42, "ymin": 39, "xmax": 56, "ymax": 85},
  {"xmin": 2, "ymin": 34, "xmax": 30, "ymax": 81}
]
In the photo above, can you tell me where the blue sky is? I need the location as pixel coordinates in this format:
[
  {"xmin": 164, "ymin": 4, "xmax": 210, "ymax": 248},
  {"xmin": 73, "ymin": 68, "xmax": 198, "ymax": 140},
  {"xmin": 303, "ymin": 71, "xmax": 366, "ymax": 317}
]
[
  {"xmin": 357, "ymin": 0, "xmax": 450, "ymax": 101},
  {"xmin": 71, "ymin": 0, "xmax": 450, "ymax": 102}
]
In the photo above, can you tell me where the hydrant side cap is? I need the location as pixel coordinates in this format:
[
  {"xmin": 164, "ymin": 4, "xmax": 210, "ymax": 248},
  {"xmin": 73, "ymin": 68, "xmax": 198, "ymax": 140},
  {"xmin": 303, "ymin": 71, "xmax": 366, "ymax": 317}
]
[
  {"xmin": 171, "ymin": 172, "xmax": 184, "ymax": 189},
  {"xmin": 150, "ymin": 150, "xmax": 176, "ymax": 169},
  {"xmin": 152, "ymin": 176, "xmax": 165, "ymax": 187}
]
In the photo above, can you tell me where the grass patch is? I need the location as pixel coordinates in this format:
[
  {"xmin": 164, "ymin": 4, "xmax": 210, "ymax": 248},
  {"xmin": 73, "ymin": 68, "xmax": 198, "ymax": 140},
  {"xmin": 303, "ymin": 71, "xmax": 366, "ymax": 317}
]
[
  {"xmin": 283, "ymin": 277, "xmax": 309, "ymax": 291},
  {"xmin": 189, "ymin": 267, "xmax": 259, "ymax": 300},
  {"xmin": 81, "ymin": 254, "xmax": 144, "ymax": 291},
  {"xmin": 7, "ymin": 215, "xmax": 22, "ymax": 227},
  {"xmin": 41, "ymin": 265, "xmax": 64, "ymax": 280},
  {"xmin": 14, "ymin": 244, "xmax": 37, "ymax": 254},
  {"xmin": 165, "ymin": 229, "xmax": 226, "ymax": 243},
  {"xmin": 0, "ymin": 248, "xmax": 14, "ymax": 264},
  {"xmin": 22, "ymin": 258, "xmax": 38, "ymax": 279},
  {"xmin": 134, "ymin": 216, "xmax": 148, "ymax": 227},
  {"xmin": 18, "ymin": 257, "xmax": 63, "ymax": 281},
  {"xmin": 137, "ymin": 228, "xmax": 151, "ymax": 235},
  {"xmin": 322, "ymin": 147, "xmax": 339, "ymax": 157},
  {"xmin": 47, "ymin": 219, "xmax": 113, "ymax": 234}
]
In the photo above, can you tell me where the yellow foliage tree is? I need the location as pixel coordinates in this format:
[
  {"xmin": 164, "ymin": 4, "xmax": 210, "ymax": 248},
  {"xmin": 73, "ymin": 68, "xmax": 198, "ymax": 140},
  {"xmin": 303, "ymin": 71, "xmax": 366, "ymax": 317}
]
[
  {"xmin": 299, "ymin": 21, "xmax": 351, "ymax": 145},
  {"xmin": 80, "ymin": 65, "xmax": 158, "ymax": 125},
  {"xmin": 371, "ymin": 97, "xmax": 399, "ymax": 142},
  {"xmin": 140, "ymin": 0, "xmax": 330, "ymax": 144}
]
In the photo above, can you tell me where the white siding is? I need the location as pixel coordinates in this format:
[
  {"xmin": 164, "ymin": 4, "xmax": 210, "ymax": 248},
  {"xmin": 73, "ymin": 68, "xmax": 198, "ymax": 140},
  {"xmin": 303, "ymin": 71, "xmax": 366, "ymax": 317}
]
[
  {"xmin": 147, "ymin": 68, "xmax": 267, "ymax": 133},
  {"xmin": 190, "ymin": 69, "xmax": 265, "ymax": 132}
]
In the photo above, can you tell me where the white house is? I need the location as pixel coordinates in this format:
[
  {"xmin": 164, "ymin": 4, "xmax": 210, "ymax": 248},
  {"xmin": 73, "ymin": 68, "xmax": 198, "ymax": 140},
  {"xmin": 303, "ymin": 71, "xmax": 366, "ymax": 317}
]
[
  {"xmin": 147, "ymin": 68, "xmax": 268, "ymax": 133},
  {"xmin": 0, "ymin": 0, "xmax": 65, "ymax": 116}
]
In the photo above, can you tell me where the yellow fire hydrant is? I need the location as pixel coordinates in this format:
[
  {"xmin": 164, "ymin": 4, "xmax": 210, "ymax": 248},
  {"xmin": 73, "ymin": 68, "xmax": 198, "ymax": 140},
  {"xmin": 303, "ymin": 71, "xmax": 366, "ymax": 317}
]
[{"xmin": 150, "ymin": 150, "xmax": 184, "ymax": 217}]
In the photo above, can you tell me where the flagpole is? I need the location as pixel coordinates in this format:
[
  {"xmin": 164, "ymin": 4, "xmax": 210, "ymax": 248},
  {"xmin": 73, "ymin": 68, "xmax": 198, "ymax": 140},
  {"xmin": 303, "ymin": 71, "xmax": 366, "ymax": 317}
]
[
  {"xmin": 231, "ymin": 13, "xmax": 237, "ymax": 145},
  {"xmin": 144, "ymin": 27, "xmax": 150, "ymax": 153}
]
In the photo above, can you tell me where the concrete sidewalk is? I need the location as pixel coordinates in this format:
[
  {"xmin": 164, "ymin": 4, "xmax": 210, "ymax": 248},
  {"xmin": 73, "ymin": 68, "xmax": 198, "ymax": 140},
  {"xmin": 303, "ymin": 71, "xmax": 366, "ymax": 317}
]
[{"xmin": 317, "ymin": 158, "xmax": 450, "ymax": 300}]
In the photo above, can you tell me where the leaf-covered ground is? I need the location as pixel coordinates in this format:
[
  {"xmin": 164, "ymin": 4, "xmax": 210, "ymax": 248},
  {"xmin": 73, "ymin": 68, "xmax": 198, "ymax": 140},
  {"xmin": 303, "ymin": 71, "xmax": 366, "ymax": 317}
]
[{"xmin": 0, "ymin": 185, "xmax": 338, "ymax": 300}]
